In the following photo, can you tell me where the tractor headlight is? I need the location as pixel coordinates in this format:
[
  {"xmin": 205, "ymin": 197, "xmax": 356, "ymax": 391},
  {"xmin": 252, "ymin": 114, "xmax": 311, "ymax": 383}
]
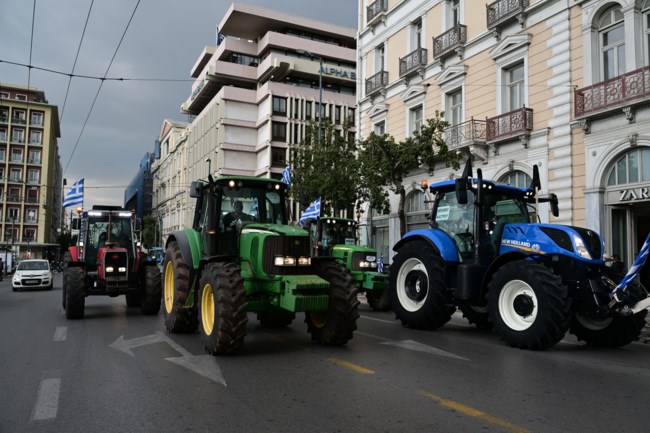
[
  {"xmin": 297, "ymin": 256, "xmax": 311, "ymax": 266},
  {"xmin": 119, "ymin": 267, "xmax": 127, "ymax": 272},
  {"xmin": 572, "ymin": 234, "xmax": 592, "ymax": 260},
  {"xmin": 359, "ymin": 260, "xmax": 377, "ymax": 269},
  {"xmin": 274, "ymin": 256, "xmax": 296, "ymax": 266},
  {"xmin": 106, "ymin": 266, "xmax": 114, "ymax": 273}
]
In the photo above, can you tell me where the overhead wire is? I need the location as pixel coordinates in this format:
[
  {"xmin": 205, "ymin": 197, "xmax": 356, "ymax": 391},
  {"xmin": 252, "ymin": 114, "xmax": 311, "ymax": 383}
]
[{"xmin": 63, "ymin": 0, "xmax": 142, "ymax": 177}]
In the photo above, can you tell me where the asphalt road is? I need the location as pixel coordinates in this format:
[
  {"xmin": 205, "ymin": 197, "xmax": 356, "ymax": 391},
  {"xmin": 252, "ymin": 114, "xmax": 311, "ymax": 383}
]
[{"xmin": 1, "ymin": 273, "xmax": 649, "ymax": 433}]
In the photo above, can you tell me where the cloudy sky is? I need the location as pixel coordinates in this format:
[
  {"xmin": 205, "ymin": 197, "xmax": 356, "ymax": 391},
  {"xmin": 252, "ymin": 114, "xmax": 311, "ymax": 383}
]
[{"xmin": 0, "ymin": 0, "xmax": 358, "ymax": 209}]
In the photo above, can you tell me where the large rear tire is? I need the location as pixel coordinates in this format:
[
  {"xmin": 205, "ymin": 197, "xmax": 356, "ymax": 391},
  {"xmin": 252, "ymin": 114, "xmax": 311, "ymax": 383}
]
[
  {"xmin": 62, "ymin": 251, "xmax": 72, "ymax": 309},
  {"xmin": 366, "ymin": 288, "xmax": 390, "ymax": 311},
  {"xmin": 162, "ymin": 241, "xmax": 198, "ymax": 333},
  {"xmin": 126, "ymin": 293, "xmax": 141, "ymax": 307},
  {"xmin": 487, "ymin": 261, "xmax": 571, "ymax": 350},
  {"xmin": 65, "ymin": 267, "xmax": 86, "ymax": 320},
  {"xmin": 198, "ymin": 262, "xmax": 248, "ymax": 355},
  {"xmin": 141, "ymin": 266, "xmax": 162, "ymax": 315},
  {"xmin": 388, "ymin": 241, "xmax": 452, "ymax": 329},
  {"xmin": 305, "ymin": 261, "xmax": 359, "ymax": 345},
  {"xmin": 570, "ymin": 311, "xmax": 647, "ymax": 347},
  {"xmin": 459, "ymin": 303, "xmax": 491, "ymax": 329}
]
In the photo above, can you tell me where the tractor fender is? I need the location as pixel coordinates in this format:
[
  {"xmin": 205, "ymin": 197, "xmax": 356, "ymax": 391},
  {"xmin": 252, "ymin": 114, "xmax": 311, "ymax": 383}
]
[
  {"xmin": 393, "ymin": 228, "xmax": 460, "ymax": 263},
  {"xmin": 481, "ymin": 250, "xmax": 532, "ymax": 298},
  {"xmin": 165, "ymin": 229, "xmax": 203, "ymax": 271}
]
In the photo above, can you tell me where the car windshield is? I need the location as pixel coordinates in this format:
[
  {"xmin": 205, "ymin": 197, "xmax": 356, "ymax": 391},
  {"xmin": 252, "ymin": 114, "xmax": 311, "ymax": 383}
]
[{"xmin": 18, "ymin": 260, "xmax": 49, "ymax": 271}]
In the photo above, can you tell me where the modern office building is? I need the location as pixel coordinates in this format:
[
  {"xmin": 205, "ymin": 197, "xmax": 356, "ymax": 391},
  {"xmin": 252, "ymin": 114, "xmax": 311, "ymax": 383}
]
[
  {"xmin": 0, "ymin": 83, "xmax": 62, "ymax": 263},
  {"xmin": 174, "ymin": 2, "xmax": 357, "ymax": 225},
  {"xmin": 356, "ymin": 0, "xmax": 650, "ymax": 276}
]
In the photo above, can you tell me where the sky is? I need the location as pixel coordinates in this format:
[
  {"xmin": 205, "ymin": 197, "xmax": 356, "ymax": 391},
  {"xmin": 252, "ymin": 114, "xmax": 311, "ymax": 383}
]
[{"xmin": 0, "ymin": 0, "xmax": 358, "ymax": 209}]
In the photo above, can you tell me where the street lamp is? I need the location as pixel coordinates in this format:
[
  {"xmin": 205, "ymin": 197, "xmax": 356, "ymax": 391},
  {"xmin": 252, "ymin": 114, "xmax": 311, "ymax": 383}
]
[{"xmin": 297, "ymin": 49, "xmax": 323, "ymax": 143}]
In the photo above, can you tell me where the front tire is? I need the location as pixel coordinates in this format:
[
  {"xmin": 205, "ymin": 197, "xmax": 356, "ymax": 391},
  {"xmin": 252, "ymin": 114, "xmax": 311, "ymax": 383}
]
[
  {"xmin": 388, "ymin": 241, "xmax": 452, "ymax": 330},
  {"xmin": 487, "ymin": 261, "xmax": 571, "ymax": 350},
  {"xmin": 570, "ymin": 311, "xmax": 648, "ymax": 347},
  {"xmin": 65, "ymin": 267, "xmax": 86, "ymax": 320},
  {"xmin": 162, "ymin": 241, "xmax": 198, "ymax": 333},
  {"xmin": 305, "ymin": 261, "xmax": 359, "ymax": 345},
  {"xmin": 198, "ymin": 262, "xmax": 248, "ymax": 355},
  {"xmin": 140, "ymin": 266, "xmax": 162, "ymax": 315},
  {"xmin": 459, "ymin": 303, "xmax": 491, "ymax": 329}
]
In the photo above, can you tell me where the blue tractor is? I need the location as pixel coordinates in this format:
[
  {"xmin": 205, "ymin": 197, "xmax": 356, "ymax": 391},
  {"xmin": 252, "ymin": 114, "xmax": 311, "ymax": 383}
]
[{"xmin": 389, "ymin": 161, "xmax": 649, "ymax": 349}]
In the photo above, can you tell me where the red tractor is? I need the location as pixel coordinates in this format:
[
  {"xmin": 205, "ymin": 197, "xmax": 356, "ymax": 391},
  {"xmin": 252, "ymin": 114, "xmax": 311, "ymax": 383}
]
[{"xmin": 62, "ymin": 205, "xmax": 161, "ymax": 319}]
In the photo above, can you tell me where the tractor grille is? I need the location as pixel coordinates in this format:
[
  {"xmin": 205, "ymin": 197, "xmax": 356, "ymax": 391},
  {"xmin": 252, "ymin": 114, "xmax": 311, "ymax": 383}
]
[
  {"xmin": 572, "ymin": 226, "xmax": 603, "ymax": 259},
  {"xmin": 351, "ymin": 251, "xmax": 372, "ymax": 271},
  {"xmin": 102, "ymin": 250, "xmax": 128, "ymax": 279},
  {"xmin": 262, "ymin": 236, "xmax": 311, "ymax": 275}
]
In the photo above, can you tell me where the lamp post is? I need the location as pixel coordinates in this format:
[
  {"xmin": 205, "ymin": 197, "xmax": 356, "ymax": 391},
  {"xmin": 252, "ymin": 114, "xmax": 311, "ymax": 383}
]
[{"xmin": 297, "ymin": 49, "xmax": 323, "ymax": 143}]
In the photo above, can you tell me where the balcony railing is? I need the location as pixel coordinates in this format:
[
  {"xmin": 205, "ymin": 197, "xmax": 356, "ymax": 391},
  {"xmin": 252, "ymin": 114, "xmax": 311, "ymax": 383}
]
[
  {"xmin": 487, "ymin": 0, "xmax": 529, "ymax": 29},
  {"xmin": 574, "ymin": 65, "xmax": 650, "ymax": 118},
  {"xmin": 444, "ymin": 119, "xmax": 487, "ymax": 151},
  {"xmin": 366, "ymin": 70, "xmax": 389, "ymax": 97},
  {"xmin": 432, "ymin": 24, "xmax": 467, "ymax": 61},
  {"xmin": 486, "ymin": 107, "xmax": 533, "ymax": 142},
  {"xmin": 399, "ymin": 48, "xmax": 427, "ymax": 78},
  {"xmin": 11, "ymin": 118, "xmax": 26, "ymax": 125},
  {"xmin": 367, "ymin": 0, "xmax": 388, "ymax": 24},
  {"xmin": 0, "ymin": 116, "xmax": 7, "ymax": 124}
]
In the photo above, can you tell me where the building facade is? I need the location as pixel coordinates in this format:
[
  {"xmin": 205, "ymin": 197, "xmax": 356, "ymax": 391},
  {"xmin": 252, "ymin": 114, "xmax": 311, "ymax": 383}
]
[
  {"xmin": 151, "ymin": 119, "xmax": 189, "ymax": 247},
  {"xmin": 357, "ymin": 0, "xmax": 588, "ymax": 262},
  {"xmin": 175, "ymin": 2, "xmax": 357, "ymax": 226},
  {"xmin": 0, "ymin": 83, "xmax": 62, "ymax": 263}
]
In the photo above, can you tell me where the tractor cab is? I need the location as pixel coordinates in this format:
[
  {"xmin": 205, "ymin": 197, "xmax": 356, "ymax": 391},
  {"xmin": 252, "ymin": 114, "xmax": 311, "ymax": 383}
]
[
  {"xmin": 80, "ymin": 207, "xmax": 137, "ymax": 271},
  {"xmin": 309, "ymin": 217, "xmax": 358, "ymax": 257}
]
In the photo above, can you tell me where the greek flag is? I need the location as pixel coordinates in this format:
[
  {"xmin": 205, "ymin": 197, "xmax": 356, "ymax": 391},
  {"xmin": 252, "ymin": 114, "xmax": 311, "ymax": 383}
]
[
  {"xmin": 611, "ymin": 232, "xmax": 650, "ymax": 301},
  {"xmin": 281, "ymin": 164, "xmax": 291, "ymax": 185},
  {"xmin": 62, "ymin": 178, "xmax": 84, "ymax": 208},
  {"xmin": 299, "ymin": 197, "xmax": 320, "ymax": 225},
  {"xmin": 377, "ymin": 254, "xmax": 384, "ymax": 273}
]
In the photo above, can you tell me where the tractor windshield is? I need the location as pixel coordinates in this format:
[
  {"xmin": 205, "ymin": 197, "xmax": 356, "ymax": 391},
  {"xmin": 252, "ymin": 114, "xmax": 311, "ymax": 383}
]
[
  {"xmin": 219, "ymin": 184, "xmax": 287, "ymax": 231},
  {"xmin": 310, "ymin": 218, "xmax": 357, "ymax": 256}
]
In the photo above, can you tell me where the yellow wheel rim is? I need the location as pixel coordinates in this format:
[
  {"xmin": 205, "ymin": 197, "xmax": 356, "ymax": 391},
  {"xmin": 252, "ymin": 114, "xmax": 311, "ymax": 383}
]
[
  {"xmin": 163, "ymin": 261, "xmax": 175, "ymax": 314},
  {"xmin": 201, "ymin": 283, "xmax": 215, "ymax": 336},
  {"xmin": 310, "ymin": 311, "xmax": 328, "ymax": 329}
]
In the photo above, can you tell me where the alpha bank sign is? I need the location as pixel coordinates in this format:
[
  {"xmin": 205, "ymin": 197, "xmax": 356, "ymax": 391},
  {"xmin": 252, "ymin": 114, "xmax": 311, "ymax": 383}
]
[{"xmin": 320, "ymin": 66, "xmax": 356, "ymax": 81}]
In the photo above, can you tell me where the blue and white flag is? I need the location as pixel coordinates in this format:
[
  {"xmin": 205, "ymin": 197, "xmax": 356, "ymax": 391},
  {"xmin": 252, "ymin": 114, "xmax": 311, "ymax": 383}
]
[
  {"xmin": 281, "ymin": 164, "xmax": 291, "ymax": 185},
  {"xmin": 62, "ymin": 178, "xmax": 84, "ymax": 208},
  {"xmin": 612, "ymin": 232, "xmax": 650, "ymax": 300},
  {"xmin": 299, "ymin": 197, "xmax": 321, "ymax": 225},
  {"xmin": 377, "ymin": 254, "xmax": 384, "ymax": 273}
]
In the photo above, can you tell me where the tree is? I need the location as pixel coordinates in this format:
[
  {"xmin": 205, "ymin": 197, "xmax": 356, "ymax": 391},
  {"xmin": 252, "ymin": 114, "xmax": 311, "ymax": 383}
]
[
  {"xmin": 142, "ymin": 215, "xmax": 157, "ymax": 247},
  {"xmin": 357, "ymin": 112, "xmax": 459, "ymax": 237},
  {"xmin": 290, "ymin": 120, "xmax": 360, "ymax": 217}
]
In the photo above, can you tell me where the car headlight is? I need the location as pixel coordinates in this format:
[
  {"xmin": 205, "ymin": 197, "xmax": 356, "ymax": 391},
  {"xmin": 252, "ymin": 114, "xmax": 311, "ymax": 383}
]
[{"xmin": 572, "ymin": 234, "xmax": 592, "ymax": 260}]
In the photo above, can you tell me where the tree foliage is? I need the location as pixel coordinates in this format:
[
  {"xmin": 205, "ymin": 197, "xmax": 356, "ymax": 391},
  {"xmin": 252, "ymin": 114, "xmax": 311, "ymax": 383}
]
[
  {"xmin": 357, "ymin": 112, "xmax": 460, "ymax": 237},
  {"xmin": 290, "ymin": 120, "xmax": 359, "ymax": 217},
  {"xmin": 142, "ymin": 215, "xmax": 157, "ymax": 247}
]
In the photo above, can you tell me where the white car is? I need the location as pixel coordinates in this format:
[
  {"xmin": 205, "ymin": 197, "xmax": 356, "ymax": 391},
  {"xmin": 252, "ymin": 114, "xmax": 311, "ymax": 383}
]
[{"xmin": 12, "ymin": 259, "xmax": 53, "ymax": 291}]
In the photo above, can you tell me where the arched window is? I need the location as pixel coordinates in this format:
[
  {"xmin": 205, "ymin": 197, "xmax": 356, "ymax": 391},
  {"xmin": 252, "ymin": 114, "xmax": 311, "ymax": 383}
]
[
  {"xmin": 406, "ymin": 190, "xmax": 425, "ymax": 213},
  {"xmin": 599, "ymin": 5, "xmax": 625, "ymax": 80},
  {"xmin": 607, "ymin": 148, "xmax": 650, "ymax": 185},
  {"xmin": 500, "ymin": 170, "xmax": 531, "ymax": 188},
  {"xmin": 644, "ymin": 0, "xmax": 650, "ymax": 64}
]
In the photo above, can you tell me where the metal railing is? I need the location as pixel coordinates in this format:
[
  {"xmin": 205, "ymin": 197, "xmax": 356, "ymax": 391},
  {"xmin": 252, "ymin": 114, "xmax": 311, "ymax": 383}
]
[
  {"xmin": 486, "ymin": 0, "xmax": 529, "ymax": 29},
  {"xmin": 366, "ymin": 70, "xmax": 389, "ymax": 96},
  {"xmin": 574, "ymin": 65, "xmax": 650, "ymax": 118},
  {"xmin": 444, "ymin": 119, "xmax": 487, "ymax": 150},
  {"xmin": 367, "ymin": 0, "xmax": 388, "ymax": 23},
  {"xmin": 486, "ymin": 107, "xmax": 533, "ymax": 142},
  {"xmin": 399, "ymin": 48, "xmax": 427, "ymax": 77},
  {"xmin": 432, "ymin": 24, "xmax": 467, "ymax": 60}
]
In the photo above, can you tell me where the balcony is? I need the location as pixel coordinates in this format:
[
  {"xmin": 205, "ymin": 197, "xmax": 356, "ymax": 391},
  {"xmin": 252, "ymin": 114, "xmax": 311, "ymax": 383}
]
[
  {"xmin": 366, "ymin": 0, "xmax": 388, "ymax": 27},
  {"xmin": 366, "ymin": 70, "xmax": 389, "ymax": 98},
  {"xmin": 486, "ymin": 107, "xmax": 533, "ymax": 147},
  {"xmin": 574, "ymin": 65, "xmax": 650, "ymax": 128},
  {"xmin": 432, "ymin": 24, "xmax": 467, "ymax": 64},
  {"xmin": 444, "ymin": 119, "xmax": 488, "ymax": 161},
  {"xmin": 11, "ymin": 118, "xmax": 26, "ymax": 125},
  {"xmin": 399, "ymin": 48, "xmax": 427, "ymax": 80},
  {"xmin": 486, "ymin": 0, "xmax": 528, "ymax": 39}
]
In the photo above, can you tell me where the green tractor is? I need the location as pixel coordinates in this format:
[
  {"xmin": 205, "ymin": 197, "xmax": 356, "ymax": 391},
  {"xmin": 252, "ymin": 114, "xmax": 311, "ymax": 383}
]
[
  {"xmin": 307, "ymin": 217, "xmax": 389, "ymax": 310},
  {"xmin": 161, "ymin": 176, "xmax": 359, "ymax": 355}
]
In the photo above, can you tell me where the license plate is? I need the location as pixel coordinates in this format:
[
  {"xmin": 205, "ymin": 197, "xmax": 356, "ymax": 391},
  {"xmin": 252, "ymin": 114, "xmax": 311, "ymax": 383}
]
[{"xmin": 24, "ymin": 279, "xmax": 39, "ymax": 285}]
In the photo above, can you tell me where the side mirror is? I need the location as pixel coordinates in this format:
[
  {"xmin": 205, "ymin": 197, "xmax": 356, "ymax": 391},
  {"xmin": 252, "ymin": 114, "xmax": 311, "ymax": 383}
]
[
  {"xmin": 189, "ymin": 181, "xmax": 202, "ymax": 198},
  {"xmin": 455, "ymin": 178, "xmax": 468, "ymax": 204},
  {"xmin": 549, "ymin": 193, "xmax": 559, "ymax": 217},
  {"xmin": 531, "ymin": 165, "xmax": 541, "ymax": 191}
]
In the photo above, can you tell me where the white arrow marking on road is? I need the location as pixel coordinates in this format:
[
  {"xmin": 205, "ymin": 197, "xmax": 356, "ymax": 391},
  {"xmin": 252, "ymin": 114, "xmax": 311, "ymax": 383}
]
[
  {"xmin": 380, "ymin": 339, "xmax": 470, "ymax": 361},
  {"xmin": 109, "ymin": 332, "xmax": 226, "ymax": 386}
]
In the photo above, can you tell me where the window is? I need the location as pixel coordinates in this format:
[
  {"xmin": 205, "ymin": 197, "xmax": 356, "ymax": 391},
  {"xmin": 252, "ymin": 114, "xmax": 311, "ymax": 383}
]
[
  {"xmin": 305, "ymin": 102, "xmax": 312, "ymax": 120},
  {"xmin": 271, "ymin": 148, "xmax": 286, "ymax": 167},
  {"xmin": 607, "ymin": 148, "xmax": 650, "ymax": 185},
  {"xmin": 335, "ymin": 106, "xmax": 341, "ymax": 124},
  {"xmin": 645, "ymin": 1, "xmax": 650, "ymax": 64},
  {"xmin": 447, "ymin": 89, "xmax": 463, "ymax": 125},
  {"xmin": 347, "ymin": 108, "xmax": 355, "ymax": 125},
  {"xmin": 599, "ymin": 6, "xmax": 625, "ymax": 80},
  {"xmin": 501, "ymin": 170, "xmax": 532, "ymax": 188},
  {"xmin": 11, "ymin": 149, "xmax": 23, "ymax": 163},
  {"xmin": 0, "ymin": 92, "xmax": 8, "ymax": 99},
  {"xmin": 10, "ymin": 168, "xmax": 22, "ymax": 181},
  {"xmin": 406, "ymin": 190, "xmax": 425, "ymax": 213},
  {"xmin": 0, "ymin": 149, "xmax": 5, "ymax": 161},
  {"xmin": 0, "ymin": 128, "xmax": 6, "ymax": 142},
  {"xmin": 28, "ymin": 169, "xmax": 40, "ymax": 184},
  {"xmin": 0, "ymin": 168, "xmax": 4, "ymax": 180},
  {"xmin": 272, "ymin": 122, "xmax": 287, "ymax": 141},
  {"xmin": 452, "ymin": 0, "xmax": 460, "ymax": 26},
  {"xmin": 272, "ymin": 96, "xmax": 287, "ymax": 115},
  {"xmin": 26, "ymin": 210, "xmax": 38, "ymax": 223},
  {"xmin": 30, "ymin": 111, "xmax": 43, "ymax": 126},
  {"xmin": 412, "ymin": 19, "xmax": 423, "ymax": 49},
  {"xmin": 409, "ymin": 105, "xmax": 423, "ymax": 134},
  {"xmin": 374, "ymin": 121, "xmax": 385, "ymax": 135},
  {"xmin": 15, "ymin": 94, "xmax": 27, "ymax": 101},
  {"xmin": 375, "ymin": 44, "xmax": 385, "ymax": 72},
  {"xmin": 11, "ymin": 128, "xmax": 24, "ymax": 143},
  {"xmin": 506, "ymin": 63, "xmax": 525, "ymax": 111},
  {"xmin": 29, "ymin": 130, "xmax": 42, "ymax": 145}
]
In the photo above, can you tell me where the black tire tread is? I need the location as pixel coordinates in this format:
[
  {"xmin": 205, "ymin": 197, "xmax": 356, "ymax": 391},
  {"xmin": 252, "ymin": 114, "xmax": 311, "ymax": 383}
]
[
  {"xmin": 141, "ymin": 266, "xmax": 162, "ymax": 315},
  {"xmin": 162, "ymin": 241, "xmax": 198, "ymax": 333},
  {"xmin": 65, "ymin": 267, "xmax": 86, "ymax": 320}
]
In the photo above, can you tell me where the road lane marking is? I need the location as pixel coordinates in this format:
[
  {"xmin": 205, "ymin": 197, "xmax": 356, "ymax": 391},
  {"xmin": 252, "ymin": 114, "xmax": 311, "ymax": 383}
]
[
  {"xmin": 31, "ymin": 371, "xmax": 62, "ymax": 421},
  {"xmin": 327, "ymin": 358, "xmax": 375, "ymax": 374},
  {"xmin": 359, "ymin": 315, "xmax": 397, "ymax": 324},
  {"xmin": 53, "ymin": 326, "xmax": 67, "ymax": 342},
  {"xmin": 381, "ymin": 340, "xmax": 470, "ymax": 361},
  {"xmin": 419, "ymin": 390, "xmax": 531, "ymax": 433}
]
